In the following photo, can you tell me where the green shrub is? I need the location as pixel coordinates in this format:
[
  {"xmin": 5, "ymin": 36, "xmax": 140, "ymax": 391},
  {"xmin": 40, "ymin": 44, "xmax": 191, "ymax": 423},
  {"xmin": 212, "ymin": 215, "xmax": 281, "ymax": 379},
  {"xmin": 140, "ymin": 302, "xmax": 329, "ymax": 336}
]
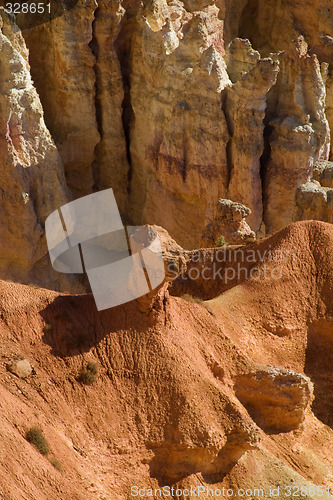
[
  {"xmin": 26, "ymin": 427, "xmax": 49, "ymax": 455},
  {"xmin": 215, "ymin": 235, "xmax": 228, "ymax": 247},
  {"xmin": 80, "ymin": 362, "xmax": 98, "ymax": 385},
  {"xmin": 181, "ymin": 294, "xmax": 214, "ymax": 315},
  {"xmin": 49, "ymin": 457, "xmax": 62, "ymax": 472},
  {"xmin": 86, "ymin": 361, "xmax": 98, "ymax": 374},
  {"xmin": 181, "ymin": 294, "xmax": 204, "ymax": 305}
]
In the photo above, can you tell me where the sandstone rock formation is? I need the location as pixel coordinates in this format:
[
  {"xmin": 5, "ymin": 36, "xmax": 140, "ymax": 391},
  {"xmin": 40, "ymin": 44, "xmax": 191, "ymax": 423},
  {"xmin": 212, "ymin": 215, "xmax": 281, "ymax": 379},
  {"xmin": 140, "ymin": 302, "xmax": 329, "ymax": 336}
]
[
  {"xmin": 21, "ymin": 0, "xmax": 100, "ymax": 199},
  {"xmin": 295, "ymin": 160, "xmax": 333, "ymax": 223},
  {"xmin": 0, "ymin": 12, "xmax": 69, "ymax": 283},
  {"xmin": 0, "ymin": 0, "xmax": 333, "ymax": 283},
  {"xmin": 200, "ymin": 198, "xmax": 256, "ymax": 246},
  {"xmin": 296, "ymin": 181, "xmax": 333, "ymax": 224},
  {"xmin": 235, "ymin": 367, "xmax": 314, "ymax": 433},
  {"xmin": 6, "ymin": 358, "xmax": 32, "ymax": 379},
  {"xmin": 224, "ymin": 38, "xmax": 279, "ymax": 231},
  {"xmin": 0, "ymin": 221, "xmax": 332, "ymax": 498},
  {"xmin": 149, "ymin": 224, "xmax": 189, "ymax": 280},
  {"xmin": 263, "ymin": 38, "xmax": 330, "ymax": 234},
  {"xmin": 313, "ymin": 160, "xmax": 333, "ymax": 188},
  {"xmin": 1, "ymin": 2, "xmax": 333, "ymax": 496},
  {"xmin": 126, "ymin": 12, "xmax": 231, "ymax": 249},
  {"xmin": 327, "ymin": 72, "xmax": 333, "ymax": 159}
]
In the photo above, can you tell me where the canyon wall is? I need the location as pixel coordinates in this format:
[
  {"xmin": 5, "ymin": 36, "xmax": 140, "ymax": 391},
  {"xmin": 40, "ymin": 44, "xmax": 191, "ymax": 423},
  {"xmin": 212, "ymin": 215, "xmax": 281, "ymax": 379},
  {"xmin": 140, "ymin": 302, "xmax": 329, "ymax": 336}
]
[
  {"xmin": 0, "ymin": 0, "xmax": 332, "ymax": 285},
  {"xmin": 0, "ymin": 12, "xmax": 68, "ymax": 284}
]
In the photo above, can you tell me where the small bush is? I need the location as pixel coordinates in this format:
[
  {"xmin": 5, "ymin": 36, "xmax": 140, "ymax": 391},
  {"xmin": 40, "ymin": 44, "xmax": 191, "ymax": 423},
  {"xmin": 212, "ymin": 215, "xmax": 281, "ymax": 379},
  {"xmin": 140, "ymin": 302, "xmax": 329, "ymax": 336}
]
[
  {"xmin": 43, "ymin": 323, "xmax": 52, "ymax": 333},
  {"xmin": 80, "ymin": 362, "xmax": 98, "ymax": 385},
  {"xmin": 181, "ymin": 294, "xmax": 214, "ymax": 315},
  {"xmin": 86, "ymin": 361, "xmax": 98, "ymax": 374},
  {"xmin": 215, "ymin": 235, "xmax": 228, "ymax": 247},
  {"xmin": 49, "ymin": 457, "xmax": 62, "ymax": 472},
  {"xmin": 26, "ymin": 427, "xmax": 49, "ymax": 455},
  {"xmin": 181, "ymin": 294, "xmax": 204, "ymax": 305}
]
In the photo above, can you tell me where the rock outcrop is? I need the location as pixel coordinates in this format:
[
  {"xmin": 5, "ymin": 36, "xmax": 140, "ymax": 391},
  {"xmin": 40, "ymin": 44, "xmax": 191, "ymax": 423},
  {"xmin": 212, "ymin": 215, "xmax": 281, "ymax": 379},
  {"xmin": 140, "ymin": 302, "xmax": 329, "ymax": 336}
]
[
  {"xmin": 296, "ymin": 181, "xmax": 333, "ymax": 224},
  {"xmin": 295, "ymin": 160, "xmax": 333, "ymax": 223},
  {"xmin": 262, "ymin": 38, "xmax": 330, "ymax": 233},
  {"xmin": 126, "ymin": 12, "xmax": 231, "ymax": 249},
  {"xmin": 6, "ymin": 358, "xmax": 32, "ymax": 379},
  {"xmin": 313, "ymin": 160, "xmax": 333, "ymax": 188},
  {"xmin": 0, "ymin": 0, "xmax": 332, "ymax": 286},
  {"xmin": 0, "ymin": 12, "xmax": 69, "ymax": 283},
  {"xmin": 224, "ymin": 39, "xmax": 279, "ymax": 231},
  {"xmin": 327, "ymin": 71, "xmax": 333, "ymax": 159},
  {"xmin": 21, "ymin": 0, "xmax": 100, "ymax": 199},
  {"xmin": 235, "ymin": 367, "xmax": 314, "ymax": 433},
  {"xmin": 200, "ymin": 198, "xmax": 256, "ymax": 246},
  {"xmin": 0, "ymin": 221, "xmax": 332, "ymax": 498}
]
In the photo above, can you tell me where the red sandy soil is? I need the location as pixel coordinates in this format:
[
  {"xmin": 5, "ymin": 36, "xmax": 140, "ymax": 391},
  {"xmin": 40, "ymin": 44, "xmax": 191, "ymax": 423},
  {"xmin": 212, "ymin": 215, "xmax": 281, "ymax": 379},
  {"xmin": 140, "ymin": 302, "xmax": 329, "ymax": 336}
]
[{"xmin": 0, "ymin": 220, "xmax": 332, "ymax": 499}]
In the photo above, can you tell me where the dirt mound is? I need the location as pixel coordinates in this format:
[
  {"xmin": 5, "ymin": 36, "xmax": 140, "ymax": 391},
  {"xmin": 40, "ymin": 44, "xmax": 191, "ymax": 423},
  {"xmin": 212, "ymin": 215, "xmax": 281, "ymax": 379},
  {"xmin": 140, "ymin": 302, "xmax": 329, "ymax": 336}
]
[{"xmin": 0, "ymin": 221, "xmax": 332, "ymax": 498}]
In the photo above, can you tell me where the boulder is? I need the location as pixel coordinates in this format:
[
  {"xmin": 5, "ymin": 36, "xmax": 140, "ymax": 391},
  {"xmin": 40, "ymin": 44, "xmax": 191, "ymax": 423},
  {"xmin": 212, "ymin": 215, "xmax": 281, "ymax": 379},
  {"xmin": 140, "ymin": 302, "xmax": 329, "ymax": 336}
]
[
  {"xmin": 7, "ymin": 359, "xmax": 32, "ymax": 379},
  {"xmin": 235, "ymin": 366, "xmax": 314, "ymax": 433}
]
